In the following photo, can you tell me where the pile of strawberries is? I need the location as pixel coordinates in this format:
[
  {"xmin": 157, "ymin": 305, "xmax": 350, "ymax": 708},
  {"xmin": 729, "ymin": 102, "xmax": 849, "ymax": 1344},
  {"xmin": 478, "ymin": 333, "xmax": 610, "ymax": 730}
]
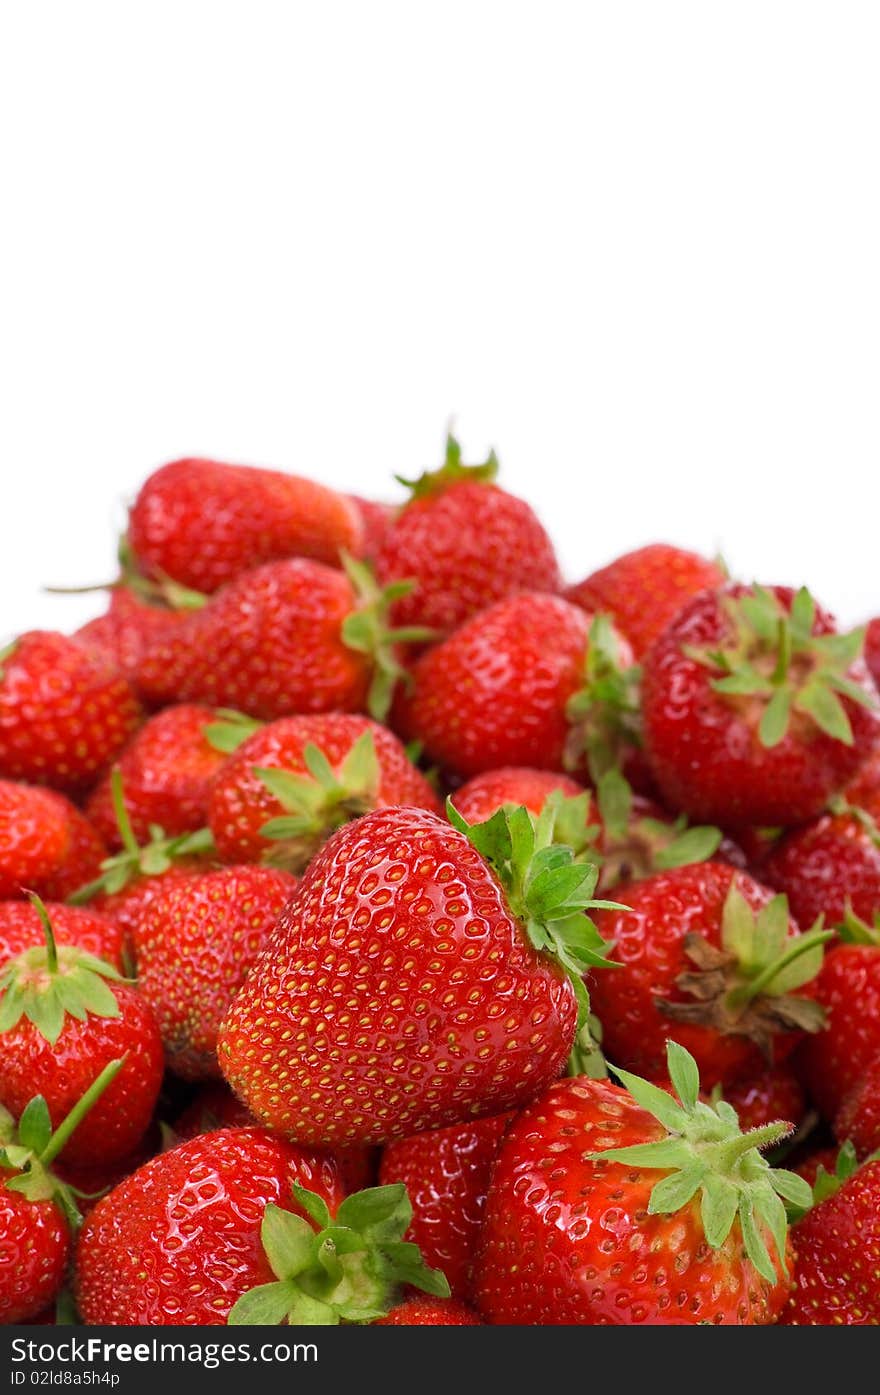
[{"xmin": 2, "ymin": 440, "xmax": 880, "ymax": 1328}]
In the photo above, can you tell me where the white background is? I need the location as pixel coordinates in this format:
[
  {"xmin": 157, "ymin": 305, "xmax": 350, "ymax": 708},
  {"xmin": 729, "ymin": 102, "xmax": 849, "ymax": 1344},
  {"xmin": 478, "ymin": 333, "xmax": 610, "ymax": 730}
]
[{"xmin": 1, "ymin": 2, "xmax": 878, "ymax": 641}]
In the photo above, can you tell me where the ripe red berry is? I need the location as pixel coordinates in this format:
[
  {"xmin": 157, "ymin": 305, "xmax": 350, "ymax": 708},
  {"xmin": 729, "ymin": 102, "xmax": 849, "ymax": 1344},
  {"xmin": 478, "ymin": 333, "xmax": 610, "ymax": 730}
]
[
  {"xmin": 219, "ymin": 803, "xmax": 611, "ymax": 1146},
  {"xmin": 0, "ymin": 781, "xmax": 106, "ymax": 901},
  {"xmin": 833, "ymin": 1056, "xmax": 880, "ymax": 1158},
  {"xmin": 763, "ymin": 795, "xmax": 880, "ymax": 930},
  {"xmin": 377, "ymin": 1297, "xmax": 482, "ymax": 1325},
  {"xmin": 473, "ymin": 1042, "xmax": 801, "ymax": 1325},
  {"xmin": 376, "ymin": 435, "xmax": 560, "ymax": 636},
  {"xmin": 0, "ymin": 632, "xmax": 142, "ymax": 794},
  {"xmin": 589, "ymin": 862, "xmax": 828, "ymax": 1088},
  {"xmin": 75, "ymin": 587, "xmax": 190, "ymax": 681},
  {"xmin": 782, "ymin": 1154, "xmax": 880, "ymax": 1325},
  {"xmin": 127, "ymin": 456, "xmax": 365, "ymax": 592},
  {"xmin": 566, "ymin": 544, "xmax": 724, "ymax": 660},
  {"xmin": 642, "ymin": 585, "xmax": 880, "ymax": 826},
  {"xmin": 796, "ymin": 931, "xmax": 880, "ymax": 1119}
]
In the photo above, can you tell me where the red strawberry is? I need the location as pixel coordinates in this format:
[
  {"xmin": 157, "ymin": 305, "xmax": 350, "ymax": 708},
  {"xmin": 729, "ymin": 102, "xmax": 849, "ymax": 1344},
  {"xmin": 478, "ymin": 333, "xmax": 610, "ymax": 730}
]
[
  {"xmin": 75, "ymin": 587, "xmax": 190, "ymax": 681},
  {"xmin": 219, "ymin": 802, "xmax": 613, "ymax": 1146},
  {"xmin": 349, "ymin": 496, "xmax": 396, "ymax": 561},
  {"xmin": 845, "ymin": 745, "xmax": 880, "ymax": 806},
  {"xmin": 207, "ymin": 714, "xmax": 440, "ymax": 870},
  {"xmin": 721, "ymin": 1063, "xmax": 807, "ymax": 1136},
  {"xmin": 75, "ymin": 1131, "xmax": 448, "ymax": 1325},
  {"xmin": 0, "ymin": 1059, "xmax": 126, "ymax": 1322},
  {"xmin": 642, "ymin": 585, "xmax": 880, "ymax": 827},
  {"xmin": 135, "ymin": 556, "xmax": 428, "ymax": 722},
  {"xmin": 395, "ymin": 594, "xmax": 635, "ymax": 779},
  {"xmin": 74, "ymin": 1128, "xmax": 344, "ymax": 1324},
  {"xmin": 379, "ymin": 1112, "xmax": 512, "ymax": 1300},
  {"xmin": 473, "ymin": 1041, "xmax": 803, "ymax": 1325},
  {"xmin": 450, "ymin": 767, "xmax": 586, "ymax": 824},
  {"xmin": 793, "ymin": 1146, "xmax": 842, "ymax": 1189},
  {"xmin": 588, "ymin": 862, "xmax": 829, "ymax": 1088},
  {"xmin": 763, "ymin": 795, "xmax": 880, "ymax": 930},
  {"xmin": 0, "ymin": 632, "xmax": 142, "ymax": 794},
  {"xmin": 86, "ymin": 704, "xmax": 231, "ymax": 849},
  {"xmin": 377, "ymin": 1297, "xmax": 482, "ymax": 1325},
  {"xmin": 566, "ymin": 544, "xmax": 725, "ymax": 660},
  {"xmin": 834, "ymin": 1057, "xmax": 880, "ymax": 1158},
  {"xmin": 782, "ymin": 1150, "xmax": 880, "ymax": 1324},
  {"xmin": 127, "ymin": 456, "xmax": 365, "ymax": 593},
  {"xmin": 0, "ymin": 897, "xmax": 163, "ymax": 1166},
  {"xmin": 865, "ymin": 616, "xmax": 880, "ymax": 689},
  {"xmin": 0, "ymin": 781, "xmax": 106, "ymax": 901},
  {"xmin": 375, "ymin": 434, "xmax": 560, "ymax": 636},
  {"xmin": 796, "ymin": 926, "xmax": 880, "ymax": 1119},
  {"xmin": 131, "ymin": 864, "xmax": 297, "ymax": 1080}
]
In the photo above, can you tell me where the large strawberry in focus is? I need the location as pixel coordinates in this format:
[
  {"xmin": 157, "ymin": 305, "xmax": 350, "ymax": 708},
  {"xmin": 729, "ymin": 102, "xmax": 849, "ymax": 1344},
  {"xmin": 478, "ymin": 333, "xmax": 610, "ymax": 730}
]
[
  {"xmin": 782, "ymin": 1148, "xmax": 880, "ymax": 1325},
  {"xmin": 473, "ymin": 1042, "xmax": 805, "ymax": 1324},
  {"xmin": 375, "ymin": 434, "xmax": 560, "ymax": 636},
  {"xmin": 642, "ymin": 585, "xmax": 880, "ymax": 826},
  {"xmin": 566, "ymin": 543, "xmax": 725, "ymax": 659},
  {"xmin": 589, "ymin": 862, "xmax": 829, "ymax": 1088},
  {"xmin": 207, "ymin": 715, "xmax": 439, "ymax": 870},
  {"xmin": 219, "ymin": 802, "xmax": 616, "ymax": 1146},
  {"xmin": 127, "ymin": 456, "xmax": 365, "ymax": 592},
  {"xmin": 0, "ymin": 632, "xmax": 141, "ymax": 794}
]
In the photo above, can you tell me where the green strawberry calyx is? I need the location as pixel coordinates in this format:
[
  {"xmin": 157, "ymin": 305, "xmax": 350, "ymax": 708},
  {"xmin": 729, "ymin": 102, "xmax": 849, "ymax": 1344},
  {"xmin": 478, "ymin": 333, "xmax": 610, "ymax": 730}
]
[
  {"xmin": 594, "ymin": 770, "xmax": 723, "ymax": 889},
  {"xmin": 202, "ymin": 708, "xmax": 265, "ymax": 755},
  {"xmin": 46, "ymin": 537, "xmax": 208, "ymax": 613},
  {"xmin": 564, "ymin": 613, "xmax": 642, "ymax": 781},
  {"xmin": 588, "ymin": 1040, "xmax": 811, "ymax": 1283},
  {"xmin": 0, "ymin": 894, "xmax": 128, "ymax": 1046},
  {"xmin": 447, "ymin": 793, "xmax": 623, "ymax": 1030},
  {"xmin": 0, "ymin": 1057, "xmax": 126, "ymax": 1230},
  {"xmin": 837, "ymin": 902, "xmax": 880, "ymax": 945},
  {"xmin": 227, "ymin": 1182, "xmax": 450, "ymax": 1326},
  {"xmin": 684, "ymin": 585, "xmax": 875, "ymax": 749},
  {"xmin": 68, "ymin": 768, "xmax": 215, "ymax": 904},
  {"xmin": 657, "ymin": 881, "xmax": 831, "ymax": 1053},
  {"xmin": 340, "ymin": 554, "xmax": 437, "ymax": 722},
  {"xmin": 253, "ymin": 731, "xmax": 383, "ymax": 873},
  {"xmin": 394, "ymin": 431, "xmax": 499, "ymax": 501}
]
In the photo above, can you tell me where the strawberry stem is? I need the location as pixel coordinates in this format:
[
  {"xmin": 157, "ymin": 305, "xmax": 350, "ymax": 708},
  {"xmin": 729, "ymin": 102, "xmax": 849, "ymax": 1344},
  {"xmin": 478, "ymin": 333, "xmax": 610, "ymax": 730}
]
[
  {"xmin": 39, "ymin": 1056, "xmax": 126, "ymax": 1166},
  {"xmin": 110, "ymin": 767, "xmax": 139, "ymax": 857},
  {"xmin": 28, "ymin": 893, "xmax": 58, "ymax": 975},
  {"xmin": 727, "ymin": 927, "xmax": 833, "ymax": 1007}
]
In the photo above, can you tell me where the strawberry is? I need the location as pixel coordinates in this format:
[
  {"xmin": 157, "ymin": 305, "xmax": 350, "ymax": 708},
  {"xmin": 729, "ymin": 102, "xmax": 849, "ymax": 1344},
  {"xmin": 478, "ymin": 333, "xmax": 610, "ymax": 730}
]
[
  {"xmin": 865, "ymin": 616, "xmax": 880, "ymax": 689},
  {"xmin": 75, "ymin": 1130, "xmax": 448, "ymax": 1325},
  {"xmin": 207, "ymin": 715, "xmax": 440, "ymax": 870},
  {"xmin": 0, "ymin": 900, "xmax": 125, "ymax": 977},
  {"xmin": 472, "ymin": 1041, "xmax": 805, "ymax": 1325},
  {"xmin": 0, "ymin": 632, "xmax": 142, "ymax": 794},
  {"xmin": 642, "ymin": 585, "xmax": 880, "ymax": 827},
  {"xmin": 75, "ymin": 586, "xmax": 190, "ymax": 681},
  {"xmin": 219, "ymin": 802, "xmax": 615, "ymax": 1146},
  {"xmin": 833, "ymin": 1057, "xmax": 880, "ymax": 1158},
  {"xmin": 781, "ymin": 1148, "xmax": 880, "ymax": 1324},
  {"xmin": 0, "ymin": 780, "xmax": 106, "ymax": 901},
  {"xmin": 395, "ymin": 594, "xmax": 636, "ymax": 780},
  {"xmin": 377, "ymin": 1297, "xmax": 482, "ymax": 1325},
  {"xmin": 763, "ymin": 794, "xmax": 880, "ymax": 930},
  {"xmin": 135, "ymin": 556, "xmax": 430, "ymax": 723},
  {"xmin": 127, "ymin": 456, "xmax": 365, "ymax": 592},
  {"xmin": 74, "ymin": 1128, "xmax": 344, "ymax": 1324},
  {"xmin": 86, "ymin": 704, "xmax": 231, "ymax": 849},
  {"xmin": 588, "ymin": 863, "xmax": 829, "ymax": 1088},
  {"xmin": 796, "ymin": 921, "xmax": 880, "ymax": 1119},
  {"xmin": 845, "ymin": 745, "xmax": 880, "ymax": 806},
  {"xmin": 450, "ymin": 767, "xmax": 586, "ymax": 824},
  {"xmin": 379, "ymin": 1112, "xmax": 512, "ymax": 1300},
  {"xmin": 721, "ymin": 1063, "xmax": 807, "ymax": 1136},
  {"xmin": 172, "ymin": 1082, "xmax": 259, "ymax": 1140},
  {"xmin": 0, "ymin": 896, "xmax": 163, "ymax": 1166},
  {"xmin": 132, "ymin": 864, "xmax": 297, "ymax": 1080},
  {"xmin": 566, "ymin": 543, "xmax": 725, "ymax": 660},
  {"xmin": 0, "ymin": 1059, "xmax": 125, "ymax": 1322},
  {"xmin": 375, "ymin": 434, "xmax": 560, "ymax": 636}
]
